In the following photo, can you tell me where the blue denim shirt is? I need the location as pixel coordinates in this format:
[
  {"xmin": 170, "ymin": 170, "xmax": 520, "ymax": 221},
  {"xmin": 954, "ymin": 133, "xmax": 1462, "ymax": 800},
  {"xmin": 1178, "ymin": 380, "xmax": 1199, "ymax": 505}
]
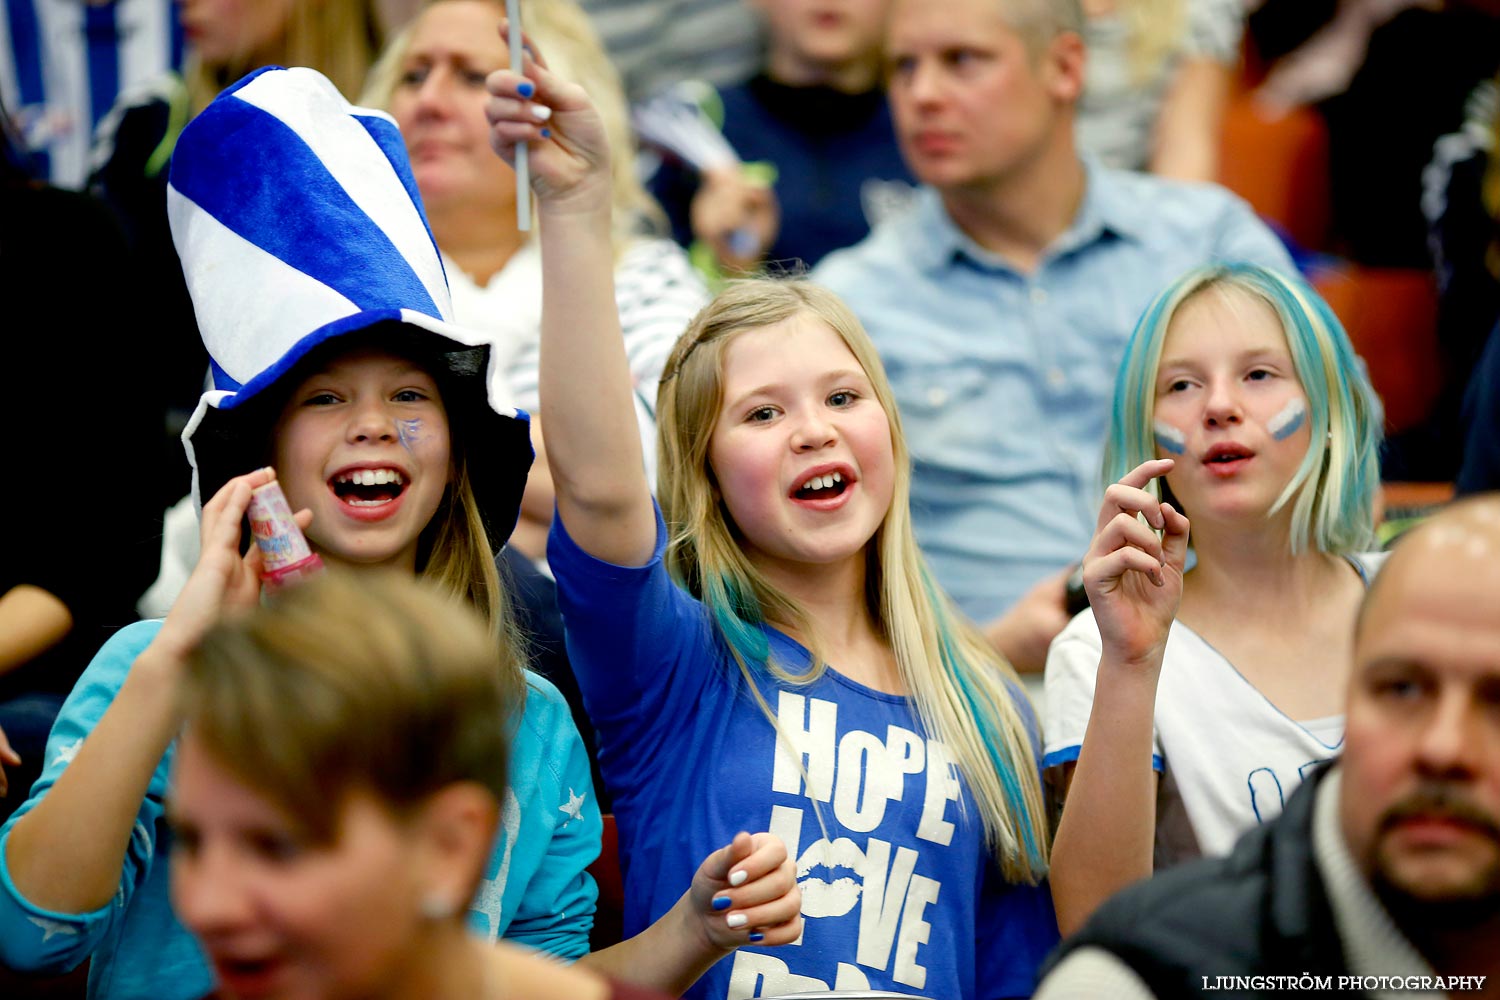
[{"xmin": 813, "ymin": 161, "xmax": 1296, "ymax": 622}]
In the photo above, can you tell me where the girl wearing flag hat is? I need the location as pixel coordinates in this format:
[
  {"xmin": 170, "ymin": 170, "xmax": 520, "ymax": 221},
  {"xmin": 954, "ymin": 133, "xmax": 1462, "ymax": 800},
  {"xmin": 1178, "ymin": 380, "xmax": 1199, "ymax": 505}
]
[{"xmin": 0, "ymin": 66, "xmax": 797, "ymax": 1000}]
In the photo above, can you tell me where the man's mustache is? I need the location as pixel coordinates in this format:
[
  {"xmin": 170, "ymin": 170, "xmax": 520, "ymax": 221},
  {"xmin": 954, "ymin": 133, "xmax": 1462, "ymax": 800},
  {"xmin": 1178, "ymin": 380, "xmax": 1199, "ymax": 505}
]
[{"xmin": 1378, "ymin": 783, "xmax": 1500, "ymax": 843}]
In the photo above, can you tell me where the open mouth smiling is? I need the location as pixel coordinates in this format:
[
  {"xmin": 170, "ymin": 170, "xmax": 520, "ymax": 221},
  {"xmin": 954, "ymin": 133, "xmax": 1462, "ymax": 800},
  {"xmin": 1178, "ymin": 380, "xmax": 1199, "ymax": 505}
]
[
  {"xmin": 790, "ymin": 467, "xmax": 856, "ymax": 503},
  {"xmin": 329, "ymin": 467, "xmax": 408, "ymax": 507},
  {"xmin": 795, "ymin": 471, "xmax": 847, "ymax": 500}
]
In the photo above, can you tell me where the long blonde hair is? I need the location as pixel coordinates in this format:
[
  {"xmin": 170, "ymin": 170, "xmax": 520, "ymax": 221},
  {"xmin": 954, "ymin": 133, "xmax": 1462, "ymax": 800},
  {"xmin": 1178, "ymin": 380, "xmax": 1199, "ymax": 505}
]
[
  {"xmin": 657, "ymin": 280, "xmax": 1049, "ymax": 882},
  {"xmin": 362, "ymin": 0, "xmax": 665, "ymax": 250},
  {"xmin": 186, "ymin": 0, "xmax": 386, "ymax": 114},
  {"xmin": 261, "ymin": 331, "xmax": 523, "ymax": 664},
  {"xmin": 420, "ymin": 448, "xmax": 514, "ymax": 641}
]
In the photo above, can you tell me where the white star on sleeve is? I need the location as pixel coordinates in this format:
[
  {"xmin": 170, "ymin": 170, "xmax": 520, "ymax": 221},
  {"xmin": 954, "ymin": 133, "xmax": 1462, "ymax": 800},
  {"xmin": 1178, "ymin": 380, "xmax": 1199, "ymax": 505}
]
[
  {"xmin": 27, "ymin": 915, "xmax": 80, "ymax": 944},
  {"xmin": 52, "ymin": 740, "xmax": 83, "ymax": 768},
  {"xmin": 558, "ymin": 788, "xmax": 586, "ymax": 824}
]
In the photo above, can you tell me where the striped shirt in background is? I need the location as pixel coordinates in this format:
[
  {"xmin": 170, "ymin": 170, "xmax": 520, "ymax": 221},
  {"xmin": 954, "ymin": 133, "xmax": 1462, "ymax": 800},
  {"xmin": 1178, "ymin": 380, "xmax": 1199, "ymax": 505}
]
[
  {"xmin": 446, "ymin": 236, "xmax": 709, "ymax": 486},
  {"xmin": 1, "ymin": 0, "xmax": 183, "ymax": 188},
  {"xmin": 1076, "ymin": 0, "xmax": 1244, "ymax": 172},
  {"xmin": 578, "ymin": 0, "xmax": 765, "ymax": 102}
]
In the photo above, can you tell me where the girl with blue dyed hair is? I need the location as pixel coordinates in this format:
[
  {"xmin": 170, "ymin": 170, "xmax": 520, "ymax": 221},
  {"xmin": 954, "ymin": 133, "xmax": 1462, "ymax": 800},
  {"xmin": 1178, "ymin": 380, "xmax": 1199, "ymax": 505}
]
[
  {"xmin": 1043, "ymin": 262, "xmax": 1384, "ymax": 936},
  {"xmin": 487, "ymin": 33, "xmax": 1058, "ymax": 1000}
]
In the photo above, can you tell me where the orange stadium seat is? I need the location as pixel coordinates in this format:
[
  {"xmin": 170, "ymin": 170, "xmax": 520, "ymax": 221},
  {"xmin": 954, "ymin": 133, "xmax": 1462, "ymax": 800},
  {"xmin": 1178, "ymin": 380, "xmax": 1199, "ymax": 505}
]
[
  {"xmin": 1219, "ymin": 92, "xmax": 1333, "ymax": 254},
  {"xmin": 1311, "ymin": 263, "xmax": 1443, "ymax": 435}
]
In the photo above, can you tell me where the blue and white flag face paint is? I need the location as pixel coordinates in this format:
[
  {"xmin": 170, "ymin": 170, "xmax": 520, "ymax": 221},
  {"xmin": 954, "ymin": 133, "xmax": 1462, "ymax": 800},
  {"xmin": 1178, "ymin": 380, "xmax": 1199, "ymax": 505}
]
[
  {"xmin": 1267, "ymin": 398, "xmax": 1307, "ymax": 441},
  {"xmin": 167, "ymin": 67, "xmax": 462, "ymax": 399},
  {"xmin": 1153, "ymin": 419, "xmax": 1187, "ymax": 455}
]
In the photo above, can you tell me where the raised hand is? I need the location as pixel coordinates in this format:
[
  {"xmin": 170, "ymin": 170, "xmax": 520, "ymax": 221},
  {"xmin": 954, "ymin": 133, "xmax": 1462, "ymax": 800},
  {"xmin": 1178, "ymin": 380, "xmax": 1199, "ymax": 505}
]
[
  {"xmin": 691, "ymin": 167, "xmax": 780, "ymax": 273},
  {"xmin": 1083, "ymin": 459, "xmax": 1190, "ymax": 667},
  {"xmin": 154, "ymin": 468, "xmax": 312, "ymax": 667},
  {"xmin": 484, "ymin": 23, "xmax": 611, "ymax": 212},
  {"xmin": 690, "ymin": 831, "xmax": 802, "ymax": 950}
]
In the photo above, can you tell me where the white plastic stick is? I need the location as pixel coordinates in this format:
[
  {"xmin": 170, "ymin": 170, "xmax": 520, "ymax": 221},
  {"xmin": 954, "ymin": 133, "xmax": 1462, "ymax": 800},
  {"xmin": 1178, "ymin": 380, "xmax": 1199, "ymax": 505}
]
[{"xmin": 506, "ymin": 0, "xmax": 530, "ymax": 231}]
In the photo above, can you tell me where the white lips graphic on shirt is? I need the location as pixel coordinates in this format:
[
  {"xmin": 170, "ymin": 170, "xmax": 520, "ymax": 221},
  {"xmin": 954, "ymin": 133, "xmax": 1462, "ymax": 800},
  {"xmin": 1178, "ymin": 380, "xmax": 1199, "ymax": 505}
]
[{"xmin": 795, "ymin": 837, "xmax": 868, "ymax": 918}]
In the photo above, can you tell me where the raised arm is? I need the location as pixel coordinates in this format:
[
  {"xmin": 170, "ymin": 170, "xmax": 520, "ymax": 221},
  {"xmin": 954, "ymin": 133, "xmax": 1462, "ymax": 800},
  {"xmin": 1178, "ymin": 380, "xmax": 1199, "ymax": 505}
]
[
  {"xmin": 2, "ymin": 468, "xmax": 299, "ymax": 916},
  {"xmin": 1048, "ymin": 459, "xmax": 1189, "ymax": 937},
  {"xmin": 486, "ymin": 39, "xmax": 655, "ymax": 567},
  {"xmin": 1149, "ymin": 56, "xmax": 1231, "ymax": 183}
]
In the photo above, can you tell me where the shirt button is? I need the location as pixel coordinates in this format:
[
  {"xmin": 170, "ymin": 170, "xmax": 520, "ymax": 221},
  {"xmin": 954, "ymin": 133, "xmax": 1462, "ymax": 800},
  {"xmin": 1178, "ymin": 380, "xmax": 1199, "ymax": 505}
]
[
  {"xmin": 1047, "ymin": 367, "xmax": 1066, "ymax": 388},
  {"xmin": 927, "ymin": 386, "xmax": 949, "ymax": 407},
  {"xmin": 1030, "ymin": 287, "xmax": 1049, "ymax": 306}
]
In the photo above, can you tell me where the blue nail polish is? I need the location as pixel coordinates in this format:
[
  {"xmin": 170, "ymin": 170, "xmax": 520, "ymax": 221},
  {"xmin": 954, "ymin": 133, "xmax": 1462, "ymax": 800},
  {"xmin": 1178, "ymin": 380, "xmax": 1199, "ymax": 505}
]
[
  {"xmin": 711, "ymin": 895, "xmax": 732, "ymax": 911},
  {"xmin": 517, "ymin": 81, "xmax": 535, "ymax": 98},
  {"xmin": 748, "ymin": 932, "xmax": 765, "ymax": 943},
  {"xmin": 539, "ymin": 127, "xmax": 551, "ymax": 139}
]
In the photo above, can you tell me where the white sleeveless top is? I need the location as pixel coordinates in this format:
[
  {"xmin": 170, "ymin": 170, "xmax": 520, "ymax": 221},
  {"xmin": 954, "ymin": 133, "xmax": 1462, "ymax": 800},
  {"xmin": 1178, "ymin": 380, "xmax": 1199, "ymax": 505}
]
[{"xmin": 1042, "ymin": 552, "xmax": 1387, "ymax": 865}]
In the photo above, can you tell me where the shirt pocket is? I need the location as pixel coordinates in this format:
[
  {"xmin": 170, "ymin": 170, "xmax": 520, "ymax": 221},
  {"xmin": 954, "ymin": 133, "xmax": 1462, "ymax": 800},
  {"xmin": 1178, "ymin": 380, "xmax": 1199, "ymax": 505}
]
[{"xmin": 884, "ymin": 361, "xmax": 1038, "ymax": 482}]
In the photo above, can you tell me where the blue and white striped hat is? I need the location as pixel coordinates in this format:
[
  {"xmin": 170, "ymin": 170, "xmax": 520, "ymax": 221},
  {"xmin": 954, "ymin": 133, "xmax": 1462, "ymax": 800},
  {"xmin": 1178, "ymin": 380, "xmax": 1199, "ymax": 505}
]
[{"xmin": 170, "ymin": 66, "xmax": 532, "ymax": 550}]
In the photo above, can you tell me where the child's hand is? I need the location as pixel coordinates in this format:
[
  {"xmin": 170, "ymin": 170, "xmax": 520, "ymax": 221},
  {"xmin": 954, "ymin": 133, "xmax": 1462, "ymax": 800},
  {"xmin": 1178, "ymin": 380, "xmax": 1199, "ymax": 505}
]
[
  {"xmin": 690, "ymin": 831, "xmax": 802, "ymax": 951},
  {"xmin": 485, "ymin": 22, "xmax": 611, "ymax": 213},
  {"xmin": 1083, "ymin": 459, "xmax": 1190, "ymax": 667},
  {"xmin": 691, "ymin": 167, "xmax": 779, "ymax": 272},
  {"xmin": 0, "ymin": 724, "xmax": 20, "ymax": 799},
  {"xmin": 155, "ymin": 468, "xmax": 312, "ymax": 666}
]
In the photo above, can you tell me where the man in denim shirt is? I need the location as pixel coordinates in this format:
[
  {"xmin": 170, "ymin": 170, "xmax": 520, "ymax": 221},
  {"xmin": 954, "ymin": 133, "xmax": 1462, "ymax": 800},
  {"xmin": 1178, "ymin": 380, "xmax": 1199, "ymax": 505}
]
[{"xmin": 814, "ymin": 0, "xmax": 1295, "ymax": 671}]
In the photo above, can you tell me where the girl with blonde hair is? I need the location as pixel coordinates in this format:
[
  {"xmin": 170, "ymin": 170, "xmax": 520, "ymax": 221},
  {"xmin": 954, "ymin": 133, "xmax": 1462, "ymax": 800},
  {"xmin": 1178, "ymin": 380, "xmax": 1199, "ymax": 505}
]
[
  {"xmin": 362, "ymin": 0, "xmax": 705, "ymax": 562},
  {"xmin": 1045, "ymin": 263, "xmax": 1384, "ymax": 935},
  {"xmin": 0, "ymin": 66, "xmax": 796, "ymax": 1000},
  {"xmin": 488, "ymin": 36, "xmax": 1059, "ymax": 1000}
]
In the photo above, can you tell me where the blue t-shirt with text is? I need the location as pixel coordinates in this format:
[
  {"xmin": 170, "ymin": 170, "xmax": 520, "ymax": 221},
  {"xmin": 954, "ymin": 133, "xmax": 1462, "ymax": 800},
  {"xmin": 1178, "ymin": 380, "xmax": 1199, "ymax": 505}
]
[{"xmin": 550, "ymin": 505, "xmax": 1058, "ymax": 999}]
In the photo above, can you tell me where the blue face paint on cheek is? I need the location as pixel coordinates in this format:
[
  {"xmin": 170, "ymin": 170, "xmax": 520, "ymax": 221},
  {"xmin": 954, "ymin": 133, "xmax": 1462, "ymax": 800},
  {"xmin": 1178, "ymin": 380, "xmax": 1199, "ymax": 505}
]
[
  {"xmin": 1153, "ymin": 420, "xmax": 1186, "ymax": 455},
  {"xmin": 1267, "ymin": 398, "xmax": 1307, "ymax": 441},
  {"xmin": 397, "ymin": 418, "xmax": 422, "ymax": 452}
]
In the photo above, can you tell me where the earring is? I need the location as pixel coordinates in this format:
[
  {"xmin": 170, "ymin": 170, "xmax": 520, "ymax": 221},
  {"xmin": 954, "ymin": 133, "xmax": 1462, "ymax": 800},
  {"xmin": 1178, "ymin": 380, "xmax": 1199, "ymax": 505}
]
[{"xmin": 419, "ymin": 890, "xmax": 456, "ymax": 921}]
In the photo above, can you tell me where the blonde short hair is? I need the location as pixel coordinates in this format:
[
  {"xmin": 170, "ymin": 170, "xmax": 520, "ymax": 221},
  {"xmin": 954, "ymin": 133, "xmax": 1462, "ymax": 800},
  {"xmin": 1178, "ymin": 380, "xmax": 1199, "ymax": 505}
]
[{"xmin": 181, "ymin": 570, "xmax": 523, "ymax": 840}]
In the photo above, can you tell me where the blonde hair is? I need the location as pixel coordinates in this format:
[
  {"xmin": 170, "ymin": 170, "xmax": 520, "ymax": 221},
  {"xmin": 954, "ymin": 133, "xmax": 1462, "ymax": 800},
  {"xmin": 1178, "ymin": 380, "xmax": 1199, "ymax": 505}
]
[
  {"xmin": 186, "ymin": 0, "xmax": 385, "ymax": 114},
  {"xmin": 1103, "ymin": 264, "xmax": 1383, "ymax": 555},
  {"xmin": 180, "ymin": 570, "xmax": 522, "ymax": 841},
  {"xmin": 261, "ymin": 328, "xmax": 522, "ymax": 653},
  {"xmin": 1119, "ymin": 0, "xmax": 1186, "ymax": 85},
  {"xmin": 420, "ymin": 447, "xmax": 517, "ymax": 646},
  {"xmin": 1003, "ymin": 0, "xmax": 1183, "ymax": 84},
  {"xmin": 362, "ymin": 0, "xmax": 665, "ymax": 249},
  {"xmin": 994, "ymin": 0, "xmax": 1084, "ymax": 60},
  {"xmin": 657, "ymin": 280, "xmax": 1049, "ymax": 882}
]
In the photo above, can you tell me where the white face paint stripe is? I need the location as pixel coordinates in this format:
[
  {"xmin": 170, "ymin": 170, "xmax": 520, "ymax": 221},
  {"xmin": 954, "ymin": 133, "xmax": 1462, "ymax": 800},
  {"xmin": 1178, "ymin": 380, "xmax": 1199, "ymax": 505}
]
[
  {"xmin": 1267, "ymin": 398, "xmax": 1308, "ymax": 440},
  {"xmin": 1153, "ymin": 420, "xmax": 1186, "ymax": 455}
]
